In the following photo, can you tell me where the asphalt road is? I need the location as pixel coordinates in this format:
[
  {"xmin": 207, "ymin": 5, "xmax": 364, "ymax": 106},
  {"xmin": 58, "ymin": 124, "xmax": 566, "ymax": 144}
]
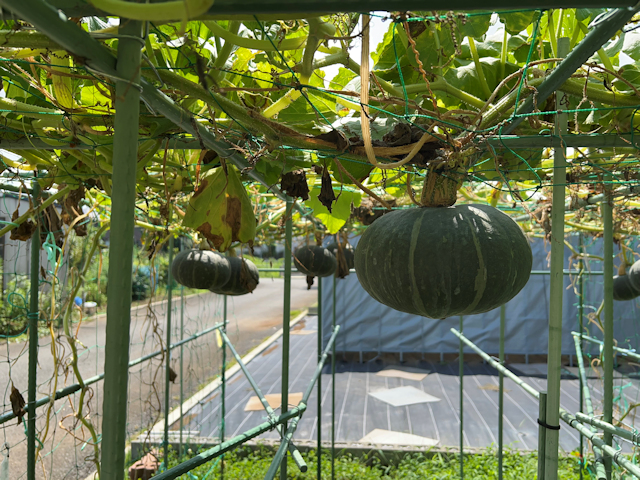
[{"xmin": 0, "ymin": 275, "xmax": 316, "ymax": 480}]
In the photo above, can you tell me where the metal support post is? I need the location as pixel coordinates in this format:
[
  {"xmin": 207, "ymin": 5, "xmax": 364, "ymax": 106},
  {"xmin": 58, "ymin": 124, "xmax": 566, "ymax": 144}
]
[
  {"xmin": 27, "ymin": 179, "xmax": 40, "ymax": 480},
  {"xmin": 179, "ymin": 240, "xmax": 185, "ymax": 461},
  {"xmin": 537, "ymin": 391, "xmax": 547, "ymax": 478},
  {"xmin": 603, "ymin": 192, "xmax": 614, "ymax": 480},
  {"xmin": 221, "ymin": 294, "xmax": 227, "ymax": 479},
  {"xmin": 317, "ymin": 276, "xmax": 323, "ymax": 478},
  {"xmin": 164, "ymin": 236, "xmax": 174, "ymax": 467},
  {"xmin": 331, "ymin": 275, "xmax": 336, "ymax": 480},
  {"xmin": 498, "ymin": 305, "xmax": 505, "ymax": 480},
  {"xmin": 459, "ymin": 315, "xmax": 464, "ymax": 480},
  {"xmin": 100, "ymin": 18, "xmax": 143, "ymax": 480},
  {"xmin": 544, "ymin": 37, "xmax": 569, "ymax": 480},
  {"xmin": 280, "ymin": 196, "xmax": 293, "ymax": 480},
  {"xmin": 578, "ymin": 234, "xmax": 584, "ymax": 480}
]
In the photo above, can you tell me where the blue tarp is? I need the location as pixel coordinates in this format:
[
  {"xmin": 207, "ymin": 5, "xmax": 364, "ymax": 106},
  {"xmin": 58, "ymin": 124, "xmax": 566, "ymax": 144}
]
[{"xmin": 321, "ymin": 235, "xmax": 640, "ymax": 357}]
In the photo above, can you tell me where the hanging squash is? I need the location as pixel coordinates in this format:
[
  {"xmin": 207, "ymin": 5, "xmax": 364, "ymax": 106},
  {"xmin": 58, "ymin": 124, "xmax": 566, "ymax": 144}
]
[
  {"xmin": 211, "ymin": 256, "xmax": 260, "ymax": 296},
  {"xmin": 354, "ymin": 168, "xmax": 532, "ymax": 319},
  {"xmin": 613, "ymin": 275, "xmax": 640, "ymax": 301},
  {"xmin": 627, "ymin": 260, "xmax": 640, "ymax": 291},
  {"xmin": 171, "ymin": 249, "xmax": 231, "ymax": 290},
  {"xmin": 327, "ymin": 242, "xmax": 355, "ymax": 278},
  {"xmin": 294, "ymin": 245, "xmax": 337, "ymax": 277}
]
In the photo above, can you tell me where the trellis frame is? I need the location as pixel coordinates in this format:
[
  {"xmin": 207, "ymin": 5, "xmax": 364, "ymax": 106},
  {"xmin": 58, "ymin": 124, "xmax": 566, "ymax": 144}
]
[{"xmin": 2, "ymin": 1, "xmax": 640, "ymax": 479}]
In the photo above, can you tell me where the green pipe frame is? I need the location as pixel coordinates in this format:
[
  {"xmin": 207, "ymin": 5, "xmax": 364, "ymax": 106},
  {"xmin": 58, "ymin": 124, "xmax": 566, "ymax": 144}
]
[
  {"xmin": 280, "ymin": 196, "xmax": 293, "ymax": 480},
  {"xmin": 603, "ymin": 195, "xmax": 614, "ymax": 480},
  {"xmin": 163, "ymin": 236, "xmax": 175, "ymax": 468},
  {"xmin": 265, "ymin": 326, "xmax": 341, "ymax": 480},
  {"xmin": 573, "ymin": 331, "xmax": 640, "ymax": 363},
  {"xmin": 99, "ymin": 19, "xmax": 143, "ymax": 480},
  {"xmin": 31, "ymin": 0, "xmax": 640, "ymax": 19},
  {"xmin": 153, "ymin": 406, "xmax": 306, "ymax": 480},
  {"xmin": 498, "ymin": 305, "xmax": 505, "ymax": 480},
  {"xmin": 331, "ymin": 275, "xmax": 336, "ymax": 480},
  {"xmin": 451, "ymin": 328, "xmax": 640, "ymax": 478},
  {"xmin": 544, "ymin": 36, "xmax": 569, "ymax": 480},
  {"xmin": 317, "ymin": 276, "xmax": 323, "ymax": 479},
  {"xmin": 27, "ymin": 179, "xmax": 40, "ymax": 480},
  {"xmin": 573, "ymin": 331, "xmax": 606, "ymax": 479},
  {"xmin": 221, "ymin": 294, "xmax": 227, "ymax": 479},
  {"xmin": 218, "ymin": 328, "xmax": 307, "ymax": 471},
  {"xmin": 459, "ymin": 315, "xmax": 464, "ymax": 479}
]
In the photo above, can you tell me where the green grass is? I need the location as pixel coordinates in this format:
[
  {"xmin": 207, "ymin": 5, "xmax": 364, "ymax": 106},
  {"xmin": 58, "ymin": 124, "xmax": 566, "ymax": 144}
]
[
  {"xmin": 154, "ymin": 447, "xmax": 593, "ymax": 479},
  {"xmin": 244, "ymin": 255, "xmax": 284, "ymax": 278}
]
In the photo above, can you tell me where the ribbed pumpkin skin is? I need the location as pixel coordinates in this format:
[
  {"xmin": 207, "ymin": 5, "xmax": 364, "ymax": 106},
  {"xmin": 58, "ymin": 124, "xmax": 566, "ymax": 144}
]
[
  {"xmin": 212, "ymin": 256, "xmax": 260, "ymax": 296},
  {"xmin": 354, "ymin": 205, "xmax": 533, "ymax": 319},
  {"xmin": 327, "ymin": 243, "xmax": 355, "ymax": 270},
  {"xmin": 171, "ymin": 249, "xmax": 231, "ymax": 290},
  {"xmin": 613, "ymin": 275, "xmax": 640, "ymax": 301},
  {"xmin": 627, "ymin": 261, "xmax": 640, "ymax": 291},
  {"xmin": 294, "ymin": 246, "xmax": 337, "ymax": 277}
]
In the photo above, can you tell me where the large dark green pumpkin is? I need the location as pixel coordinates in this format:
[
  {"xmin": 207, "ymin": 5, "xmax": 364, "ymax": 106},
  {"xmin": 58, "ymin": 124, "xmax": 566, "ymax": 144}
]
[
  {"xmin": 354, "ymin": 205, "xmax": 532, "ymax": 319},
  {"xmin": 327, "ymin": 243, "xmax": 355, "ymax": 270},
  {"xmin": 171, "ymin": 249, "xmax": 231, "ymax": 290},
  {"xmin": 627, "ymin": 261, "xmax": 640, "ymax": 291},
  {"xmin": 211, "ymin": 256, "xmax": 259, "ymax": 296},
  {"xmin": 613, "ymin": 275, "xmax": 640, "ymax": 301},
  {"xmin": 294, "ymin": 245, "xmax": 336, "ymax": 277}
]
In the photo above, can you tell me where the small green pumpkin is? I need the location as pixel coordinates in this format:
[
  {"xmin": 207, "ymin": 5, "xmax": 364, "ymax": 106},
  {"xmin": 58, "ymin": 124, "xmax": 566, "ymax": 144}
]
[
  {"xmin": 354, "ymin": 204, "xmax": 532, "ymax": 319},
  {"xmin": 327, "ymin": 243, "xmax": 355, "ymax": 270},
  {"xmin": 627, "ymin": 261, "xmax": 640, "ymax": 291},
  {"xmin": 294, "ymin": 245, "xmax": 337, "ymax": 277},
  {"xmin": 613, "ymin": 275, "xmax": 640, "ymax": 301},
  {"xmin": 211, "ymin": 256, "xmax": 259, "ymax": 296},
  {"xmin": 171, "ymin": 249, "xmax": 231, "ymax": 290}
]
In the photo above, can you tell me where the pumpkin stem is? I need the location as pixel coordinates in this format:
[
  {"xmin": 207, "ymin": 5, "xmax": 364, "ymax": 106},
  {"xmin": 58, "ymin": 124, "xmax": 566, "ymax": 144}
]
[{"xmin": 419, "ymin": 166, "xmax": 462, "ymax": 207}]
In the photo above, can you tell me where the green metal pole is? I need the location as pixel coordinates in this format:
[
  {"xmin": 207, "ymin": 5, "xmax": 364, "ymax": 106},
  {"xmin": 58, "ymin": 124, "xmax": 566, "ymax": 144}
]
[
  {"xmin": 221, "ymin": 294, "xmax": 227, "ymax": 479},
  {"xmin": 280, "ymin": 196, "xmax": 293, "ymax": 480},
  {"xmin": 317, "ymin": 276, "xmax": 322, "ymax": 478},
  {"xmin": 544, "ymin": 37, "xmax": 569, "ymax": 480},
  {"xmin": 459, "ymin": 315, "xmax": 464, "ymax": 480},
  {"xmin": 100, "ymin": 17, "xmax": 143, "ymax": 480},
  {"xmin": 603, "ymin": 192, "xmax": 614, "ymax": 480},
  {"xmin": 27, "ymin": 178, "xmax": 40, "ymax": 480},
  {"xmin": 578, "ymin": 234, "xmax": 584, "ymax": 480},
  {"xmin": 537, "ymin": 391, "xmax": 547, "ymax": 479},
  {"xmin": 179, "ymin": 242, "xmax": 185, "ymax": 461},
  {"xmin": 498, "ymin": 305, "xmax": 505, "ymax": 480},
  {"xmin": 164, "ymin": 235, "xmax": 174, "ymax": 468},
  {"xmin": 331, "ymin": 275, "xmax": 336, "ymax": 480}
]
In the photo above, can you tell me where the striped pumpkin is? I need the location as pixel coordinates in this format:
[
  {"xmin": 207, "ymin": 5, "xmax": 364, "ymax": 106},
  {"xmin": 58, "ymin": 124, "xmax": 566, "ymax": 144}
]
[
  {"xmin": 354, "ymin": 204, "xmax": 532, "ymax": 319},
  {"xmin": 171, "ymin": 249, "xmax": 231, "ymax": 290}
]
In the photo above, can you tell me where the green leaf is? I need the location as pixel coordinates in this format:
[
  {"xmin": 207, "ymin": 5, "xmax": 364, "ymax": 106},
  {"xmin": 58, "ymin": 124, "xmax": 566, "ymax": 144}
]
[
  {"xmin": 499, "ymin": 11, "xmax": 537, "ymax": 35},
  {"xmin": 305, "ymin": 186, "xmax": 362, "ymax": 234},
  {"xmin": 623, "ymin": 33, "xmax": 640, "ymax": 62},
  {"xmin": 576, "ymin": 8, "xmax": 605, "ymax": 23},
  {"xmin": 456, "ymin": 13, "xmax": 492, "ymax": 39},
  {"xmin": 183, "ymin": 166, "xmax": 256, "ymax": 252}
]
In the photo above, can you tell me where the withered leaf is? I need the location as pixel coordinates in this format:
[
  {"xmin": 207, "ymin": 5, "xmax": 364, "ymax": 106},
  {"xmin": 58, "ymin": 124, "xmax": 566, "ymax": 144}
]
[
  {"xmin": 10, "ymin": 384, "xmax": 26, "ymax": 425},
  {"xmin": 314, "ymin": 129, "xmax": 348, "ymax": 151},
  {"xmin": 306, "ymin": 275, "xmax": 314, "ymax": 290},
  {"xmin": 319, "ymin": 168, "xmax": 336, "ymax": 213},
  {"xmin": 280, "ymin": 170, "xmax": 309, "ymax": 201},
  {"xmin": 168, "ymin": 367, "xmax": 178, "ymax": 383},
  {"xmin": 10, "ymin": 208, "xmax": 36, "ymax": 241}
]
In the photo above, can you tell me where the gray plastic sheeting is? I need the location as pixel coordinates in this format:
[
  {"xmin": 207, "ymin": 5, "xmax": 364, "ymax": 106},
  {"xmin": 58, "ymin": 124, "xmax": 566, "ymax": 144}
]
[{"xmin": 321, "ymin": 235, "xmax": 640, "ymax": 356}]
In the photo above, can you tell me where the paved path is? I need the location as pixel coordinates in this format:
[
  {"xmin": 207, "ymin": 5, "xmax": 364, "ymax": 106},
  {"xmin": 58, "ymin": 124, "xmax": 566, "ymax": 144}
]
[{"xmin": 0, "ymin": 275, "xmax": 316, "ymax": 480}]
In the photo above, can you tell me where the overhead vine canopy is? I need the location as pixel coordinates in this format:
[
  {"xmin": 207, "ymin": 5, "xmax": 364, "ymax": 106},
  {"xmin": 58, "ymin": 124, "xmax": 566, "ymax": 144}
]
[{"xmin": 1, "ymin": 7, "xmax": 640, "ymax": 249}]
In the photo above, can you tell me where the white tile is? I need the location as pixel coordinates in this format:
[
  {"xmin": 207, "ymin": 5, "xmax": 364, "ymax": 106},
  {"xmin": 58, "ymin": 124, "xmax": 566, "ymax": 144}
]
[
  {"xmin": 359, "ymin": 429, "xmax": 438, "ymax": 447},
  {"xmin": 368, "ymin": 386, "xmax": 440, "ymax": 407}
]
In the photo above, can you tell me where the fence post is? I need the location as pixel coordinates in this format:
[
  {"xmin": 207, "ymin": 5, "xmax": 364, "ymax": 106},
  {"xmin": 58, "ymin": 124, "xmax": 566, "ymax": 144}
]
[
  {"xmin": 27, "ymin": 179, "xmax": 40, "ymax": 480},
  {"xmin": 163, "ymin": 235, "xmax": 174, "ymax": 467},
  {"xmin": 221, "ymin": 294, "xmax": 227, "ymax": 479},
  {"xmin": 537, "ymin": 391, "xmax": 547, "ymax": 478},
  {"xmin": 317, "ymin": 276, "xmax": 322, "ymax": 478},
  {"xmin": 280, "ymin": 196, "xmax": 293, "ymax": 480},
  {"xmin": 602, "ymin": 191, "xmax": 614, "ymax": 480},
  {"xmin": 498, "ymin": 304, "xmax": 505, "ymax": 480},
  {"xmin": 459, "ymin": 315, "xmax": 464, "ymax": 480},
  {"xmin": 100, "ymin": 18, "xmax": 143, "ymax": 480},
  {"xmin": 331, "ymin": 275, "xmax": 336, "ymax": 480},
  {"xmin": 544, "ymin": 36, "xmax": 569, "ymax": 480}
]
